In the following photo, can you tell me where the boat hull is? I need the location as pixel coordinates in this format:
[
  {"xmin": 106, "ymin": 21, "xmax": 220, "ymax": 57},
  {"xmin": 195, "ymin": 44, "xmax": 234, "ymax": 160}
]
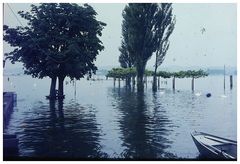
[
  {"xmin": 192, "ymin": 134, "xmax": 222, "ymax": 159},
  {"xmin": 191, "ymin": 132, "xmax": 237, "ymax": 160}
]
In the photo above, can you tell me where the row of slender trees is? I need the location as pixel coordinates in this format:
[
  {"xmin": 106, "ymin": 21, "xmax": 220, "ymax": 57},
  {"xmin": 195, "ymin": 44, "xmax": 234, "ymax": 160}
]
[
  {"xmin": 4, "ymin": 3, "xmax": 176, "ymax": 98},
  {"xmin": 118, "ymin": 3, "xmax": 176, "ymax": 91},
  {"xmin": 106, "ymin": 68, "xmax": 208, "ymax": 91}
]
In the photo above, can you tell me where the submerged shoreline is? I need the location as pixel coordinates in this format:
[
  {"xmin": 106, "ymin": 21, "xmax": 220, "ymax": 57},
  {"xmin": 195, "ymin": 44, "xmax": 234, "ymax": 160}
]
[{"xmin": 3, "ymin": 75, "xmax": 237, "ymax": 159}]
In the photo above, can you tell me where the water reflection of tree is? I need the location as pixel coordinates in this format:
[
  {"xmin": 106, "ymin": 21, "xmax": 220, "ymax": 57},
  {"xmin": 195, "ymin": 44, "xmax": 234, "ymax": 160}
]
[
  {"xmin": 151, "ymin": 92, "xmax": 176, "ymax": 158},
  {"xmin": 110, "ymin": 88, "xmax": 176, "ymax": 159},
  {"xmin": 19, "ymin": 99, "xmax": 107, "ymax": 159}
]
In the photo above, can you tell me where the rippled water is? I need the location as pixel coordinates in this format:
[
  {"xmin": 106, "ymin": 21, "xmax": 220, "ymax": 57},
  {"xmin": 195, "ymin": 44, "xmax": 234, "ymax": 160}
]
[{"xmin": 3, "ymin": 75, "xmax": 237, "ymax": 159}]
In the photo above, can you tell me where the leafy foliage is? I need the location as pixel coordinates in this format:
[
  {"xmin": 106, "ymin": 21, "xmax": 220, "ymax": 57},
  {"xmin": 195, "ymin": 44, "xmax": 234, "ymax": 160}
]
[
  {"xmin": 106, "ymin": 68, "xmax": 208, "ymax": 79},
  {"xmin": 156, "ymin": 71, "xmax": 172, "ymax": 78},
  {"xmin": 144, "ymin": 70, "xmax": 154, "ymax": 76},
  {"xmin": 171, "ymin": 70, "xmax": 208, "ymax": 78},
  {"xmin": 152, "ymin": 3, "xmax": 175, "ymax": 91},
  {"xmin": 3, "ymin": 3, "xmax": 106, "ymax": 80},
  {"xmin": 106, "ymin": 67, "xmax": 136, "ymax": 79},
  {"xmin": 121, "ymin": 3, "xmax": 176, "ymax": 91},
  {"xmin": 154, "ymin": 4, "xmax": 175, "ymax": 68},
  {"xmin": 119, "ymin": 18, "xmax": 134, "ymax": 68},
  {"xmin": 122, "ymin": 3, "xmax": 164, "ymax": 87},
  {"xmin": 184, "ymin": 70, "xmax": 208, "ymax": 78}
]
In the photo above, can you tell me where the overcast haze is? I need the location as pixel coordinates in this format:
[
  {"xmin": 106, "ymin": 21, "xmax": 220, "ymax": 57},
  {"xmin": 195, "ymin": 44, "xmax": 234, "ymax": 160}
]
[{"xmin": 3, "ymin": 3, "xmax": 237, "ymax": 71}]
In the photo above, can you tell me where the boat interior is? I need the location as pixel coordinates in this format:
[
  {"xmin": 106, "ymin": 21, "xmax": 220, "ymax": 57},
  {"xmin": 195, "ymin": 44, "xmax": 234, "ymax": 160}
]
[{"xmin": 213, "ymin": 143, "xmax": 237, "ymax": 158}]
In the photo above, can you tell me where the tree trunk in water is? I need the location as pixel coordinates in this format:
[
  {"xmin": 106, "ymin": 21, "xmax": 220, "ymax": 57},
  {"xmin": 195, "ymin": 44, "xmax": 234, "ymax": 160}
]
[
  {"xmin": 118, "ymin": 78, "xmax": 120, "ymax": 88},
  {"xmin": 230, "ymin": 75, "xmax": 233, "ymax": 89},
  {"xmin": 58, "ymin": 76, "xmax": 65, "ymax": 98},
  {"xmin": 49, "ymin": 76, "xmax": 57, "ymax": 98},
  {"xmin": 132, "ymin": 76, "xmax": 136, "ymax": 86},
  {"xmin": 172, "ymin": 77, "xmax": 175, "ymax": 91},
  {"xmin": 74, "ymin": 79, "xmax": 76, "ymax": 98},
  {"xmin": 136, "ymin": 63, "xmax": 146, "ymax": 92},
  {"xmin": 145, "ymin": 76, "xmax": 147, "ymax": 88},
  {"xmin": 157, "ymin": 77, "xmax": 160, "ymax": 89},
  {"xmin": 126, "ymin": 77, "xmax": 131, "ymax": 87},
  {"xmin": 152, "ymin": 75, "xmax": 157, "ymax": 91},
  {"xmin": 137, "ymin": 74, "xmax": 144, "ymax": 92},
  {"xmin": 192, "ymin": 78, "xmax": 194, "ymax": 91},
  {"xmin": 152, "ymin": 60, "xmax": 158, "ymax": 91},
  {"xmin": 113, "ymin": 78, "xmax": 116, "ymax": 87}
]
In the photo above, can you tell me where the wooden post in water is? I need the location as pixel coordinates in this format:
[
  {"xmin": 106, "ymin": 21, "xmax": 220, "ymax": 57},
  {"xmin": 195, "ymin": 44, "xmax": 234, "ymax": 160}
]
[
  {"xmin": 192, "ymin": 78, "xmax": 194, "ymax": 92},
  {"xmin": 118, "ymin": 78, "xmax": 120, "ymax": 88},
  {"xmin": 224, "ymin": 65, "xmax": 226, "ymax": 90},
  {"xmin": 172, "ymin": 77, "xmax": 175, "ymax": 90},
  {"xmin": 230, "ymin": 75, "xmax": 233, "ymax": 89},
  {"xmin": 132, "ymin": 76, "xmax": 135, "ymax": 91},
  {"xmin": 157, "ymin": 77, "xmax": 160, "ymax": 89},
  {"xmin": 145, "ymin": 76, "xmax": 147, "ymax": 88},
  {"xmin": 113, "ymin": 78, "xmax": 116, "ymax": 87},
  {"xmin": 132, "ymin": 76, "xmax": 135, "ymax": 86},
  {"xmin": 74, "ymin": 79, "xmax": 76, "ymax": 98},
  {"xmin": 125, "ymin": 77, "xmax": 130, "ymax": 88}
]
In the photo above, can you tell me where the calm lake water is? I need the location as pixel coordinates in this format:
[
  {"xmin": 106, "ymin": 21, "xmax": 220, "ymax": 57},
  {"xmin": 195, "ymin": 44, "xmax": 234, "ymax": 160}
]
[{"xmin": 3, "ymin": 75, "xmax": 237, "ymax": 159}]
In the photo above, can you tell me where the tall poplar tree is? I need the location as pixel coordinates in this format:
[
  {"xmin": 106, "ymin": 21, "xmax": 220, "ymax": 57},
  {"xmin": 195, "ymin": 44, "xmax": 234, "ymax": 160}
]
[
  {"xmin": 152, "ymin": 4, "xmax": 175, "ymax": 91},
  {"xmin": 121, "ymin": 3, "xmax": 175, "ymax": 91}
]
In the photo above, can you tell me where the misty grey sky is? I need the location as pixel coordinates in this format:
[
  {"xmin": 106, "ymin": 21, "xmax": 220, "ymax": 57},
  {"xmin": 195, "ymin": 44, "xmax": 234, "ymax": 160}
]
[{"xmin": 3, "ymin": 3, "xmax": 237, "ymax": 70}]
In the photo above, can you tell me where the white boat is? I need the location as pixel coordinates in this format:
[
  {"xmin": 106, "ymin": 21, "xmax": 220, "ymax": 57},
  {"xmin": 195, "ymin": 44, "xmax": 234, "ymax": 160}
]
[{"xmin": 191, "ymin": 131, "xmax": 237, "ymax": 159}]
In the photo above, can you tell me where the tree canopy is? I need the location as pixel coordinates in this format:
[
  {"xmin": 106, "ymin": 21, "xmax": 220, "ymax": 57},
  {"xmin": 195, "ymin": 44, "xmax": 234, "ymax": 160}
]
[
  {"xmin": 118, "ymin": 15, "xmax": 134, "ymax": 68},
  {"xmin": 121, "ymin": 3, "xmax": 175, "ymax": 91},
  {"xmin": 4, "ymin": 3, "xmax": 106, "ymax": 98},
  {"xmin": 106, "ymin": 68, "xmax": 208, "ymax": 80},
  {"xmin": 152, "ymin": 3, "xmax": 175, "ymax": 91},
  {"xmin": 154, "ymin": 4, "xmax": 175, "ymax": 69},
  {"xmin": 171, "ymin": 70, "xmax": 208, "ymax": 78},
  {"xmin": 106, "ymin": 67, "xmax": 136, "ymax": 79},
  {"xmin": 4, "ymin": 3, "xmax": 106, "ymax": 80}
]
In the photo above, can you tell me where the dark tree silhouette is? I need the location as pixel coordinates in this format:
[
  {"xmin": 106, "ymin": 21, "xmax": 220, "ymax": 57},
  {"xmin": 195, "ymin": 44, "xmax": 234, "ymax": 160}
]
[
  {"xmin": 121, "ymin": 3, "xmax": 175, "ymax": 91},
  {"xmin": 119, "ymin": 18, "xmax": 134, "ymax": 69},
  {"xmin": 152, "ymin": 4, "xmax": 175, "ymax": 91},
  {"xmin": 3, "ymin": 3, "xmax": 106, "ymax": 98}
]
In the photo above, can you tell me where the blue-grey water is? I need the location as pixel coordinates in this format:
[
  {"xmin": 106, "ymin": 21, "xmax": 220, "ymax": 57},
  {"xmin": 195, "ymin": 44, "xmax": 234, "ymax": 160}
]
[{"xmin": 3, "ymin": 75, "xmax": 237, "ymax": 159}]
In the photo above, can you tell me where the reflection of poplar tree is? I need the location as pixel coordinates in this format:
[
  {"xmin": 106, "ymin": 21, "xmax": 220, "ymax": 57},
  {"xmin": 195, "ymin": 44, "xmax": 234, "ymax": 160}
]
[{"xmin": 109, "ymin": 88, "xmax": 175, "ymax": 159}]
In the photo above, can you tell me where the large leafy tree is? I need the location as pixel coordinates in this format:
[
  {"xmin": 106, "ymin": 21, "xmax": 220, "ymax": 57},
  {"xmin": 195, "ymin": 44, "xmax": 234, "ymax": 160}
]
[
  {"xmin": 152, "ymin": 3, "xmax": 175, "ymax": 91},
  {"xmin": 4, "ymin": 3, "xmax": 106, "ymax": 98},
  {"xmin": 122, "ymin": 3, "xmax": 173, "ymax": 91}
]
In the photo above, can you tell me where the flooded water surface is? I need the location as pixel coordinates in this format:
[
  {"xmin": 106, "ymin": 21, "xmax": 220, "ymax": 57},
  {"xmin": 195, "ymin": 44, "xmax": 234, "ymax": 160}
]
[{"xmin": 3, "ymin": 75, "xmax": 237, "ymax": 159}]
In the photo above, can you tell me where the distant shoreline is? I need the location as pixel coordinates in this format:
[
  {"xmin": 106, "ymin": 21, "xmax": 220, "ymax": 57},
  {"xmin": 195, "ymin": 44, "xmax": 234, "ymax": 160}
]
[
  {"xmin": 3, "ymin": 72, "xmax": 237, "ymax": 77},
  {"xmin": 3, "ymin": 65, "xmax": 237, "ymax": 77}
]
